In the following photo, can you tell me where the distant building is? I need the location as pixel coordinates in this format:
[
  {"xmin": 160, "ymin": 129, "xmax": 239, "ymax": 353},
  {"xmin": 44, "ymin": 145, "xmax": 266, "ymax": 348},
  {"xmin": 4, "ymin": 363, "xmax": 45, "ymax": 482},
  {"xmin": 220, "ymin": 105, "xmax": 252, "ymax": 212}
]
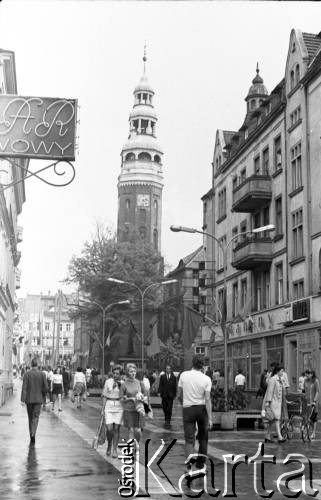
[
  {"xmin": 0, "ymin": 50, "xmax": 26, "ymax": 406},
  {"xmin": 17, "ymin": 292, "xmax": 75, "ymax": 367},
  {"xmin": 202, "ymin": 29, "xmax": 321, "ymax": 391},
  {"xmin": 117, "ymin": 51, "xmax": 163, "ymax": 252}
]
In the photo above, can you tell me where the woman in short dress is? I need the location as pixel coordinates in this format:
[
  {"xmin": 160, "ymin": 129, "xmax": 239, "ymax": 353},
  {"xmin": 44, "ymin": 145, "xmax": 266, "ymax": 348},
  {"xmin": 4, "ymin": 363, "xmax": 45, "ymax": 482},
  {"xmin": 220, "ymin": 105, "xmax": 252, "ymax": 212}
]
[
  {"xmin": 51, "ymin": 367, "xmax": 64, "ymax": 412},
  {"xmin": 102, "ymin": 364, "xmax": 124, "ymax": 458},
  {"xmin": 73, "ymin": 366, "xmax": 87, "ymax": 409},
  {"xmin": 120, "ymin": 363, "xmax": 146, "ymax": 443}
]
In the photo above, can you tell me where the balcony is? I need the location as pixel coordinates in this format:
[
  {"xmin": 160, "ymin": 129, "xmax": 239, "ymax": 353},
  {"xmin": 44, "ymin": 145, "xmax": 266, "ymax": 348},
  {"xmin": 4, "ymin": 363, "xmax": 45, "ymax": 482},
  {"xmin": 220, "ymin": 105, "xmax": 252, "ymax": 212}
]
[
  {"xmin": 232, "ymin": 237, "xmax": 273, "ymax": 270},
  {"xmin": 232, "ymin": 175, "xmax": 272, "ymax": 212}
]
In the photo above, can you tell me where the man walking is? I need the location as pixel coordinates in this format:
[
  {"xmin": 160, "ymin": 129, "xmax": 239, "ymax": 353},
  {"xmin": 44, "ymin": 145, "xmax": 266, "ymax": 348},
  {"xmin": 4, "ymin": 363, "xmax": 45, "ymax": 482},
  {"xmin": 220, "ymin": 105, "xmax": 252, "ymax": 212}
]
[
  {"xmin": 177, "ymin": 354, "xmax": 212, "ymax": 471},
  {"xmin": 21, "ymin": 358, "xmax": 48, "ymax": 445},
  {"xmin": 158, "ymin": 365, "xmax": 177, "ymax": 427}
]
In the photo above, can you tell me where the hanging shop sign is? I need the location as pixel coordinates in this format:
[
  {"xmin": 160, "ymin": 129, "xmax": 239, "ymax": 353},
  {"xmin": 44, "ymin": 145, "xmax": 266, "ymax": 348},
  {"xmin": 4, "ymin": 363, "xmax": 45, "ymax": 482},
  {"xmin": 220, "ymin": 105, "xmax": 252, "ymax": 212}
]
[{"xmin": 0, "ymin": 95, "xmax": 77, "ymax": 160}]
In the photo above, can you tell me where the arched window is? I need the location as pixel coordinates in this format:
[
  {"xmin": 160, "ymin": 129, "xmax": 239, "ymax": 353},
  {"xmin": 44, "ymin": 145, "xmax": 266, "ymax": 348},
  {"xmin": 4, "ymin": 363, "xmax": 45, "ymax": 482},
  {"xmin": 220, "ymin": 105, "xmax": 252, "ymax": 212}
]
[
  {"xmin": 250, "ymin": 99, "xmax": 256, "ymax": 110},
  {"xmin": 153, "ymin": 229, "xmax": 158, "ymax": 251},
  {"xmin": 138, "ymin": 152, "xmax": 151, "ymax": 161},
  {"xmin": 125, "ymin": 152, "xmax": 135, "ymax": 161},
  {"xmin": 295, "ymin": 64, "xmax": 300, "ymax": 84},
  {"xmin": 123, "ymin": 226, "xmax": 130, "ymax": 240},
  {"xmin": 154, "ymin": 200, "xmax": 158, "ymax": 225},
  {"xmin": 139, "ymin": 226, "xmax": 146, "ymax": 239},
  {"xmin": 154, "ymin": 154, "xmax": 161, "ymax": 163},
  {"xmin": 125, "ymin": 199, "xmax": 130, "ymax": 210},
  {"xmin": 290, "ymin": 70, "xmax": 295, "ymax": 90}
]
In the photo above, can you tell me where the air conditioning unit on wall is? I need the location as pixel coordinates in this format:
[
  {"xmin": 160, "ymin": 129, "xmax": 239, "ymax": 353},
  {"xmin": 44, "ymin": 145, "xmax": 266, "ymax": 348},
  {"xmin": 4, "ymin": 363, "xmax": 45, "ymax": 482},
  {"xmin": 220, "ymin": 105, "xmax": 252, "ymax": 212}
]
[{"xmin": 284, "ymin": 298, "xmax": 311, "ymax": 326}]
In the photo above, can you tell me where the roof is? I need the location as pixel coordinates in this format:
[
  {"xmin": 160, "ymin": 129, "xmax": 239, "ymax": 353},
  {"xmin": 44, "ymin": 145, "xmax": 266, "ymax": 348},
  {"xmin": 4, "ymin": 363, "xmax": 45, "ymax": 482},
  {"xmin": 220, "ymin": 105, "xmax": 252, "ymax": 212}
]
[
  {"xmin": 201, "ymin": 187, "xmax": 214, "ymax": 201},
  {"xmin": 181, "ymin": 245, "xmax": 204, "ymax": 267},
  {"xmin": 302, "ymin": 32, "xmax": 321, "ymax": 62},
  {"xmin": 223, "ymin": 130, "xmax": 237, "ymax": 146}
]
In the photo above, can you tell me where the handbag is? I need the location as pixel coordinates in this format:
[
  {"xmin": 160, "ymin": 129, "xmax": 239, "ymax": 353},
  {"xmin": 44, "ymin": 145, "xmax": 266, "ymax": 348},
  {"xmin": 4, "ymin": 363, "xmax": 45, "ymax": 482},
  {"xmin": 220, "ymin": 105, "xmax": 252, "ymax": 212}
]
[{"xmin": 264, "ymin": 406, "xmax": 275, "ymax": 421}]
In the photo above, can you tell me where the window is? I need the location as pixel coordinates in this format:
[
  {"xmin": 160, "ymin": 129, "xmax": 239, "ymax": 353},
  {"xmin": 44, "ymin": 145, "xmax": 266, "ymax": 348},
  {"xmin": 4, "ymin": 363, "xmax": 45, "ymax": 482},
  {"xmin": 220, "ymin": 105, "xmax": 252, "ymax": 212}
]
[
  {"xmin": 218, "ymin": 289, "xmax": 224, "ymax": 320},
  {"xmin": 153, "ymin": 229, "xmax": 158, "ymax": 251},
  {"xmin": 291, "ymin": 142, "xmax": 302, "ymax": 191},
  {"xmin": 262, "ymin": 147, "xmax": 269, "ymax": 175},
  {"xmin": 139, "ymin": 226, "xmax": 146, "ymax": 239},
  {"xmin": 218, "ymin": 187, "xmax": 226, "ymax": 219},
  {"xmin": 217, "ymin": 235, "xmax": 226, "ymax": 270},
  {"xmin": 29, "ymin": 322, "xmax": 33, "ymax": 330},
  {"xmin": 59, "ymin": 324, "xmax": 63, "ymax": 331},
  {"xmin": 319, "ymin": 249, "xmax": 321, "ymax": 290},
  {"xmin": 125, "ymin": 199, "xmax": 130, "ymax": 210},
  {"xmin": 240, "ymin": 168, "xmax": 246, "ymax": 183},
  {"xmin": 292, "ymin": 208, "xmax": 303, "ymax": 259},
  {"xmin": 274, "ymin": 136, "xmax": 282, "ymax": 171},
  {"xmin": 254, "ymin": 156, "xmax": 260, "ymax": 175},
  {"xmin": 139, "ymin": 208, "xmax": 146, "ymax": 223},
  {"xmin": 290, "ymin": 106, "xmax": 301, "ymax": 127},
  {"xmin": 66, "ymin": 323, "xmax": 71, "ymax": 332},
  {"xmin": 232, "ymin": 176, "xmax": 238, "ymax": 191},
  {"xmin": 232, "ymin": 226, "xmax": 238, "ymax": 249},
  {"xmin": 250, "ymin": 99, "xmax": 256, "ymax": 110},
  {"xmin": 138, "ymin": 152, "xmax": 151, "ymax": 161},
  {"xmin": 240, "ymin": 279, "xmax": 247, "ymax": 309},
  {"xmin": 295, "ymin": 64, "xmax": 300, "ymax": 84},
  {"xmin": 290, "ymin": 70, "xmax": 295, "ymax": 90},
  {"xmin": 240, "ymin": 220, "xmax": 247, "ymax": 242},
  {"xmin": 253, "ymin": 270, "xmax": 270, "ymax": 311},
  {"xmin": 45, "ymin": 322, "xmax": 50, "ymax": 331},
  {"xmin": 275, "ymin": 263, "xmax": 283, "ymax": 305},
  {"xmin": 293, "ymin": 280, "xmax": 304, "ymax": 299},
  {"xmin": 199, "ymin": 261, "xmax": 205, "ymax": 271},
  {"xmin": 275, "ymin": 197, "xmax": 282, "ymax": 235},
  {"xmin": 232, "ymin": 282, "xmax": 238, "ymax": 318},
  {"xmin": 154, "ymin": 200, "xmax": 158, "ymax": 226},
  {"xmin": 195, "ymin": 346, "xmax": 205, "ymax": 355}
]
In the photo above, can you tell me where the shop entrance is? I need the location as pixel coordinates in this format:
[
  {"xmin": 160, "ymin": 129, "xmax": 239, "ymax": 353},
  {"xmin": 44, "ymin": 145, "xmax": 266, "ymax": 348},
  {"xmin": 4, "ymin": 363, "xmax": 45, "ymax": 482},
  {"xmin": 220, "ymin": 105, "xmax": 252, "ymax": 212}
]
[{"xmin": 286, "ymin": 337, "xmax": 298, "ymax": 392}]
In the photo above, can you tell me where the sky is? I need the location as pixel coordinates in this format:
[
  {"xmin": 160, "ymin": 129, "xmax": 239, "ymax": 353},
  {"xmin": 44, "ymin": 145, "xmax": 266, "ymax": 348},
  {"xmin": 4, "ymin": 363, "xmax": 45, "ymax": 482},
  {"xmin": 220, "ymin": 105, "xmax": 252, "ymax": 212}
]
[{"xmin": 0, "ymin": 0, "xmax": 321, "ymax": 296}]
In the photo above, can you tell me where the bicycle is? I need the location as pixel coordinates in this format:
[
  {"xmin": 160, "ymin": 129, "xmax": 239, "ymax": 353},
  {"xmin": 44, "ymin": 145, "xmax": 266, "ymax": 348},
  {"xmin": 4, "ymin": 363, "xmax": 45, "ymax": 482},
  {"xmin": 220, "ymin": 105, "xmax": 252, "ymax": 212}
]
[{"xmin": 280, "ymin": 394, "xmax": 314, "ymax": 442}]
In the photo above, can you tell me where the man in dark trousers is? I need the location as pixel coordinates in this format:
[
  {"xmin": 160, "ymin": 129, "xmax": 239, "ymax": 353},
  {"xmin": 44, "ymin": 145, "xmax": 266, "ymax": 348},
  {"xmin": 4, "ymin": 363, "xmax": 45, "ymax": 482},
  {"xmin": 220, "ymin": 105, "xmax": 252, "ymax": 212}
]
[
  {"xmin": 21, "ymin": 358, "xmax": 48, "ymax": 445},
  {"xmin": 158, "ymin": 365, "xmax": 177, "ymax": 427}
]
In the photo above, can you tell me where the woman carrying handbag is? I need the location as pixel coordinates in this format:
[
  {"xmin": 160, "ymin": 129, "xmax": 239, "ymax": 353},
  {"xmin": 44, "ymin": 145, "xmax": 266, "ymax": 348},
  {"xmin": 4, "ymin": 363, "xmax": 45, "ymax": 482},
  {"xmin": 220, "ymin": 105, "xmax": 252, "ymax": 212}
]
[
  {"xmin": 262, "ymin": 363, "xmax": 287, "ymax": 443},
  {"xmin": 102, "ymin": 365, "xmax": 124, "ymax": 458}
]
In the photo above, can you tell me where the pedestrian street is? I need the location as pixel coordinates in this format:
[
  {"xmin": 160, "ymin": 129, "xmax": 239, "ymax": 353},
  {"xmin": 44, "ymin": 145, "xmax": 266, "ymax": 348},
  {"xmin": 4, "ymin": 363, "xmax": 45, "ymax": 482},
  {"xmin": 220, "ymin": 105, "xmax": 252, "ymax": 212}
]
[{"xmin": 1, "ymin": 380, "xmax": 321, "ymax": 500}]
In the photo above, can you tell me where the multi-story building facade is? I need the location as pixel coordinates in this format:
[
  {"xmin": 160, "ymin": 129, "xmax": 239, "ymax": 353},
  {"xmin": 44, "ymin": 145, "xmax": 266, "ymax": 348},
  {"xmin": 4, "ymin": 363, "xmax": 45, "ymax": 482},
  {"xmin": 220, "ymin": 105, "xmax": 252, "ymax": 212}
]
[
  {"xmin": 203, "ymin": 29, "xmax": 321, "ymax": 391},
  {"xmin": 18, "ymin": 292, "xmax": 75, "ymax": 367},
  {"xmin": 0, "ymin": 50, "xmax": 26, "ymax": 405},
  {"xmin": 117, "ymin": 52, "xmax": 163, "ymax": 252}
]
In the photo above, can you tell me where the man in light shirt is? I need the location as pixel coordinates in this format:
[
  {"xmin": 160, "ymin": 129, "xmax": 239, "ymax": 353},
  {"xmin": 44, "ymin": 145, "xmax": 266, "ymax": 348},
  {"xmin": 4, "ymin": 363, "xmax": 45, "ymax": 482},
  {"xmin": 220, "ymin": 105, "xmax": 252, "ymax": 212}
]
[
  {"xmin": 177, "ymin": 354, "xmax": 212, "ymax": 470},
  {"xmin": 235, "ymin": 369, "xmax": 246, "ymax": 391}
]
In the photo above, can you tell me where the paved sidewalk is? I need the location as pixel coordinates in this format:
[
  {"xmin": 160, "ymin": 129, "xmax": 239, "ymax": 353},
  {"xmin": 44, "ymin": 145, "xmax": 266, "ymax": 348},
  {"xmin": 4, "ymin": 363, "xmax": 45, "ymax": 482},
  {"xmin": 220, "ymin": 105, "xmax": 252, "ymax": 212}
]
[{"xmin": 0, "ymin": 380, "xmax": 121, "ymax": 500}]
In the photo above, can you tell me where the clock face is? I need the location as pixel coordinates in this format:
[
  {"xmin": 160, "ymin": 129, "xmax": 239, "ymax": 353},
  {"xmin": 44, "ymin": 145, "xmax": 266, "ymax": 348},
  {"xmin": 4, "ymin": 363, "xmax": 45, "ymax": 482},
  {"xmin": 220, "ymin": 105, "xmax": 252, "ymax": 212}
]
[{"xmin": 137, "ymin": 194, "xmax": 150, "ymax": 207}]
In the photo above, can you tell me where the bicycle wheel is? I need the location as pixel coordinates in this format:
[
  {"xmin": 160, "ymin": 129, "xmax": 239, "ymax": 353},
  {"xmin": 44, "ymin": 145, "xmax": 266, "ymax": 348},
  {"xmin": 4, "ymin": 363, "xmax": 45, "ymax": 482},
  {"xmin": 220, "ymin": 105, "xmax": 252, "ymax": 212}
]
[
  {"xmin": 287, "ymin": 420, "xmax": 294, "ymax": 440},
  {"xmin": 301, "ymin": 421, "xmax": 311, "ymax": 442},
  {"xmin": 280, "ymin": 419, "xmax": 288, "ymax": 439}
]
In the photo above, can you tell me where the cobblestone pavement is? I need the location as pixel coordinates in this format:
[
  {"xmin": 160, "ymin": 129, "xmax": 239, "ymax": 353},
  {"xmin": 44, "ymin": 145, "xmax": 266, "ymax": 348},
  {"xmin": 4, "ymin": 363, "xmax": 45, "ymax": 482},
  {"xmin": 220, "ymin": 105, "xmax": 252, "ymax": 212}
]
[{"xmin": 1, "ymin": 380, "xmax": 321, "ymax": 500}]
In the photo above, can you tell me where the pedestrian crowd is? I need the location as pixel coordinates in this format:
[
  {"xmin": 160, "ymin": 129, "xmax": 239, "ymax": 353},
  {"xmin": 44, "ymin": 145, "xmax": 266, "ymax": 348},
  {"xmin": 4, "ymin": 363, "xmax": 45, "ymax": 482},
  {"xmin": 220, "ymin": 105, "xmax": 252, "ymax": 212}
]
[{"xmin": 19, "ymin": 356, "xmax": 319, "ymax": 478}]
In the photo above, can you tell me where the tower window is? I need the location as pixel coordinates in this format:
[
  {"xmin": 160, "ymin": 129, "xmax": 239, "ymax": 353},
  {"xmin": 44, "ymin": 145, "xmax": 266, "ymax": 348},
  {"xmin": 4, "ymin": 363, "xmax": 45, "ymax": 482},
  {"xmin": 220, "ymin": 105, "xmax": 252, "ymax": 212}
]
[
  {"xmin": 138, "ymin": 152, "xmax": 151, "ymax": 161},
  {"xmin": 295, "ymin": 64, "xmax": 300, "ymax": 84},
  {"xmin": 139, "ymin": 226, "xmax": 146, "ymax": 239},
  {"xmin": 250, "ymin": 99, "xmax": 256, "ymax": 110},
  {"xmin": 141, "ymin": 119, "xmax": 148, "ymax": 134},
  {"xmin": 139, "ymin": 208, "xmax": 146, "ymax": 223},
  {"xmin": 154, "ymin": 155, "xmax": 161, "ymax": 163},
  {"xmin": 154, "ymin": 200, "xmax": 158, "ymax": 226},
  {"xmin": 125, "ymin": 199, "xmax": 130, "ymax": 210},
  {"xmin": 290, "ymin": 70, "xmax": 295, "ymax": 90},
  {"xmin": 125, "ymin": 152, "xmax": 135, "ymax": 161},
  {"xmin": 153, "ymin": 229, "xmax": 158, "ymax": 250}
]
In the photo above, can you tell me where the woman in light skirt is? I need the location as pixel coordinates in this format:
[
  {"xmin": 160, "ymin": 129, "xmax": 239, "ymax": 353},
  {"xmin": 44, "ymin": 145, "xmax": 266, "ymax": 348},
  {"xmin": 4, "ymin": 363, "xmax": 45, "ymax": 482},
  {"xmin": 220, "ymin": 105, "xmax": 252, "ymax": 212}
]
[{"xmin": 102, "ymin": 365, "xmax": 124, "ymax": 458}]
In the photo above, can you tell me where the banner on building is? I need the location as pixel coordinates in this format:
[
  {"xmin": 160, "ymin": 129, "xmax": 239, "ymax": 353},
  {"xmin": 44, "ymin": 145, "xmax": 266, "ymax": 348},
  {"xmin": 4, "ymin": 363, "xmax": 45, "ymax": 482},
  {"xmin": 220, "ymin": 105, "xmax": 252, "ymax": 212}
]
[
  {"xmin": 182, "ymin": 306, "xmax": 204, "ymax": 350},
  {"xmin": 0, "ymin": 95, "xmax": 77, "ymax": 160}
]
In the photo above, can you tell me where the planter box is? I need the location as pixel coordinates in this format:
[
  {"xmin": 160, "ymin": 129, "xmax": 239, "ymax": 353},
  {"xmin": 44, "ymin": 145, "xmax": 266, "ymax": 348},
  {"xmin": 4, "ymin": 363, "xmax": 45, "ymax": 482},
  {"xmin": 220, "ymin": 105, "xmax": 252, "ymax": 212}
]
[
  {"xmin": 212, "ymin": 411, "xmax": 224, "ymax": 427},
  {"xmin": 221, "ymin": 411, "xmax": 237, "ymax": 430}
]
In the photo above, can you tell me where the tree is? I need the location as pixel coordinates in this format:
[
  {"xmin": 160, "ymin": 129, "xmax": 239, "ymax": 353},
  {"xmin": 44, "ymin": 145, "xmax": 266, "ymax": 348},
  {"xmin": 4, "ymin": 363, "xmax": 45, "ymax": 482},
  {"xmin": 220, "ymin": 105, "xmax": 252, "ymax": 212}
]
[
  {"xmin": 155, "ymin": 334, "xmax": 184, "ymax": 370},
  {"xmin": 66, "ymin": 225, "xmax": 165, "ymax": 365}
]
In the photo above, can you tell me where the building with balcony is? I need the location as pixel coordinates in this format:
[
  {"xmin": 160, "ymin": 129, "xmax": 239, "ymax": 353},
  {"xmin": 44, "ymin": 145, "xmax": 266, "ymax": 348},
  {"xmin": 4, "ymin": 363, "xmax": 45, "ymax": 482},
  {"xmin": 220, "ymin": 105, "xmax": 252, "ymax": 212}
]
[
  {"xmin": 202, "ymin": 29, "xmax": 321, "ymax": 391},
  {"xmin": 0, "ymin": 50, "xmax": 27, "ymax": 406}
]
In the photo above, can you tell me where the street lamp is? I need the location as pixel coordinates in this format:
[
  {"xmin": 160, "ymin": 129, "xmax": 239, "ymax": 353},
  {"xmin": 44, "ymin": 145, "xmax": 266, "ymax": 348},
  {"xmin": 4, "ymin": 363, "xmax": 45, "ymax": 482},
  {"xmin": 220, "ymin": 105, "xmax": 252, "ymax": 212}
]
[
  {"xmin": 79, "ymin": 298, "xmax": 130, "ymax": 379},
  {"xmin": 108, "ymin": 278, "xmax": 177, "ymax": 370},
  {"xmin": 170, "ymin": 223, "xmax": 275, "ymax": 400}
]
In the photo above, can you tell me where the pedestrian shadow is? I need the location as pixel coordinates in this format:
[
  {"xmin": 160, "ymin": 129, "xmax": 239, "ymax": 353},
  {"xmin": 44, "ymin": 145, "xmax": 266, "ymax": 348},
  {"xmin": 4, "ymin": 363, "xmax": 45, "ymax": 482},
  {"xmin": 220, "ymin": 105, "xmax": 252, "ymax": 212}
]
[{"xmin": 19, "ymin": 445, "xmax": 42, "ymax": 497}]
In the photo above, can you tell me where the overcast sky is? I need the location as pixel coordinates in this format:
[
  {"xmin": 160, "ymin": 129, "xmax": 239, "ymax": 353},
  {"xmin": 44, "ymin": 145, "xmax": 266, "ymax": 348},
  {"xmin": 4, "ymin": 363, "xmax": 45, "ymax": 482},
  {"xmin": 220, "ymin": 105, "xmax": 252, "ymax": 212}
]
[{"xmin": 0, "ymin": 1, "xmax": 320, "ymax": 296}]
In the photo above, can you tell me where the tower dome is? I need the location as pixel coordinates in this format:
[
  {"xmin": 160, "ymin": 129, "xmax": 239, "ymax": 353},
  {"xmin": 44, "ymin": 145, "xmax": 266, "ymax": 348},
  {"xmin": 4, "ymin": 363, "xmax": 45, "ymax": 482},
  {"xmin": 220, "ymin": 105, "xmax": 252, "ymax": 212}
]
[{"xmin": 246, "ymin": 63, "xmax": 268, "ymax": 100}]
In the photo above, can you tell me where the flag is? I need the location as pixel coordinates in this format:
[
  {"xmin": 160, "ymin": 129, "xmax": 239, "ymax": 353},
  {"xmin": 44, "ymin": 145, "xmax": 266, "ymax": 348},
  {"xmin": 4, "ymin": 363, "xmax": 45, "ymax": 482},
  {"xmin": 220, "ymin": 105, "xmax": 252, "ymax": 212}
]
[
  {"xmin": 106, "ymin": 331, "xmax": 111, "ymax": 347},
  {"xmin": 146, "ymin": 322, "xmax": 161, "ymax": 357},
  {"xmin": 182, "ymin": 306, "xmax": 204, "ymax": 349}
]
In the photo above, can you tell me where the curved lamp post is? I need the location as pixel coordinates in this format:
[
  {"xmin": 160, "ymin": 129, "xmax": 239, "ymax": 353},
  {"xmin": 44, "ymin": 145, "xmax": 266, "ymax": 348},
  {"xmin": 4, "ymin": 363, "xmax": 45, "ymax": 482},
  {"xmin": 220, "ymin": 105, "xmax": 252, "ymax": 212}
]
[
  {"xmin": 170, "ymin": 223, "xmax": 275, "ymax": 399},
  {"xmin": 107, "ymin": 278, "xmax": 177, "ymax": 370},
  {"xmin": 80, "ymin": 298, "xmax": 130, "ymax": 378}
]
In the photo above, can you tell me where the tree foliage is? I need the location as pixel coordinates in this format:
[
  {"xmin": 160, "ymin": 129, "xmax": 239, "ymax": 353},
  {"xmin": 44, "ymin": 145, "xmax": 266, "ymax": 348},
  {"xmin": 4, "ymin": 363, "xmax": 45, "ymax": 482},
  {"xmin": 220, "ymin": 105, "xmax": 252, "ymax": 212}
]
[{"xmin": 66, "ymin": 225, "xmax": 165, "ymax": 331}]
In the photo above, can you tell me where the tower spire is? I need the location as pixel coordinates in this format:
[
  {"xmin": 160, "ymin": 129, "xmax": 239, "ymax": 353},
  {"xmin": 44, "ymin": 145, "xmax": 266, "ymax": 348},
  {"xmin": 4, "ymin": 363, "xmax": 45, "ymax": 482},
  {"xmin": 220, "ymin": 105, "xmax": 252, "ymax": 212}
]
[
  {"xmin": 256, "ymin": 61, "xmax": 259, "ymax": 75},
  {"xmin": 143, "ymin": 42, "xmax": 147, "ymax": 75}
]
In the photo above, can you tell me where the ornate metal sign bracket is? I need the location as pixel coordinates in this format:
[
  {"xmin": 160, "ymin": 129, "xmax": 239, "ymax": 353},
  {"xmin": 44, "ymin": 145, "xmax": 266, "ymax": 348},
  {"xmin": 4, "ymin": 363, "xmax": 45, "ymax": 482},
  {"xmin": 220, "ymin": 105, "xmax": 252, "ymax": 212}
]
[{"xmin": 0, "ymin": 157, "xmax": 76, "ymax": 193}]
